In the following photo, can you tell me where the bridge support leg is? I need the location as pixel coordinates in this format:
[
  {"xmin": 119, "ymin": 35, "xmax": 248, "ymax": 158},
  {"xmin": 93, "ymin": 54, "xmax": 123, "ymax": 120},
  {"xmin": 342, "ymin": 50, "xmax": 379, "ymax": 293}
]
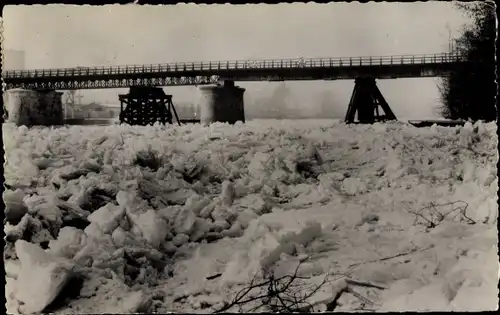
[
  {"xmin": 198, "ymin": 80, "xmax": 246, "ymax": 125},
  {"xmin": 4, "ymin": 89, "xmax": 63, "ymax": 126},
  {"xmin": 118, "ymin": 86, "xmax": 181, "ymax": 126},
  {"xmin": 344, "ymin": 77, "xmax": 397, "ymax": 124}
]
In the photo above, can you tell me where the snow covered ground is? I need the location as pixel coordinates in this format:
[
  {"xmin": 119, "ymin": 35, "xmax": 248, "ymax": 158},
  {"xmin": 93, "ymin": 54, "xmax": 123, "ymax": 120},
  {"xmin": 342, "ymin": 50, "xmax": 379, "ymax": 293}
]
[{"xmin": 3, "ymin": 119, "xmax": 499, "ymax": 313}]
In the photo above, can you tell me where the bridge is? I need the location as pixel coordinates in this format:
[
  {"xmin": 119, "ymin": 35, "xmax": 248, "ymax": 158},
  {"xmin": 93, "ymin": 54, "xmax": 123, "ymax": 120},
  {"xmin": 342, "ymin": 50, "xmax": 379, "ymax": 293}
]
[
  {"xmin": 2, "ymin": 53, "xmax": 465, "ymax": 90},
  {"xmin": 2, "ymin": 52, "xmax": 467, "ymax": 125}
]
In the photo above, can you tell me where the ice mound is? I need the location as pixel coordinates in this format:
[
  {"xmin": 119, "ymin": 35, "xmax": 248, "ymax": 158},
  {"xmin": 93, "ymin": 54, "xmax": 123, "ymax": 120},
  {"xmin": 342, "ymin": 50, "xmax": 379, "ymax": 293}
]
[
  {"xmin": 2, "ymin": 120, "xmax": 497, "ymax": 313},
  {"xmin": 15, "ymin": 240, "xmax": 75, "ymax": 314},
  {"xmin": 379, "ymin": 245, "xmax": 499, "ymax": 311},
  {"xmin": 221, "ymin": 218, "xmax": 323, "ymax": 286}
]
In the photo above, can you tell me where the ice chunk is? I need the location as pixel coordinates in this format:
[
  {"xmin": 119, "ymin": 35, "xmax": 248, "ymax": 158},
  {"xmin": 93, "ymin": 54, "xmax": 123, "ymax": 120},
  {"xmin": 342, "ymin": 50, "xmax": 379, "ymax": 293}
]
[
  {"xmin": 15, "ymin": 240, "xmax": 74, "ymax": 314},
  {"xmin": 23, "ymin": 194, "xmax": 62, "ymax": 225},
  {"xmin": 5, "ymin": 273, "xmax": 20, "ymax": 313},
  {"xmin": 390, "ymin": 283, "xmax": 452, "ymax": 311},
  {"xmin": 81, "ymin": 159, "xmax": 102, "ymax": 174},
  {"xmin": 472, "ymin": 197, "xmax": 498, "ymax": 224},
  {"xmin": 205, "ymin": 232, "xmax": 224, "ymax": 243},
  {"xmin": 222, "ymin": 233, "xmax": 280, "ymax": 285},
  {"xmin": 5, "ymin": 259, "xmax": 21, "ymax": 279},
  {"xmin": 220, "ymin": 180, "xmax": 235, "ymax": 206},
  {"xmin": 138, "ymin": 177, "xmax": 193, "ymax": 205},
  {"xmin": 447, "ymin": 247, "xmax": 499, "ymax": 311},
  {"xmin": 247, "ymin": 178, "xmax": 265, "ymax": 193},
  {"xmin": 458, "ymin": 122, "xmax": 479, "ymax": 148},
  {"xmin": 31, "ymin": 229, "xmax": 54, "ymax": 245},
  {"xmin": 236, "ymin": 209, "xmax": 259, "ymax": 229},
  {"xmin": 208, "ymin": 220, "xmax": 228, "ymax": 233},
  {"xmin": 190, "ymin": 217, "xmax": 211, "ymax": 242},
  {"xmin": 261, "ymin": 222, "xmax": 322, "ymax": 269},
  {"xmin": 174, "ymin": 208, "xmax": 197, "ymax": 235},
  {"xmin": 3, "ymin": 189, "xmax": 28, "ymax": 224},
  {"xmin": 341, "ymin": 177, "xmax": 368, "ymax": 196},
  {"xmin": 163, "ymin": 241, "xmax": 178, "ymax": 255},
  {"xmin": 172, "ymin": 233, "xmax": 190, "ymax": 247},
  {"xmin": 91, "ymin": 247, "xmax": 127, "ymax": 272},
  {"xmin": 73, "ymin": 235, "xmax": 116, "ymax": 268},
  {"xmin": 116, "ymin": 190, "xmax": 148, "ymax": 214},
  {"xmin": 237, "ymin": 194, "xmax": 269, "ymax": 215},
  {"xmin": 84, "ymin": 222, "xmax": 108, "ymax": 240},
  {"xmin": 130, "ymin": 222, "xmax": 144, "ymax": 238},
  {"xmin": 356, "ymin": 213, "xmax": 380, "ymax": 226},
  {"xmin": 48, "ymin": 227, "xmax": 87, "ymax": 259},
  {"xmin": 185, "ymin": 194, "xmax": 211, "ymax": 216},
  {"xmin": 135, "ymin": 210, "xmax": 169, "ymax": 248},
  {"xmin": 87, "ymin": 203, "xmax": 125, "ymax": 234},
  {"xmin": 222, "ymin": 221, "xmax": 244, "ymax": 238},
  {"xmin": 248, "ymin": 152, "xmax": 273, "ymax": 179},
  {"xmin": 450, "ymin": 284, "xmax": 499, "ymax": 311},
  {"xmin": 270, "ymin": 169, "xmax": 289, "ymax": 182},
  {"xmin": 233, "ymin": 180, "xmax": 250, "ymax": 198},
  {"xmin": 318, "ymin": 172, "xmax": 344, "ymax": 194},
  {"xmin": 164, "ymin": 188, "xmax": 197, "ymax": 205},
  {"xmin": 5, "ymin": 214, "xmax": 31, "ymax": 242},
  {"xmin": 211, "ymin": 205, "xmax": 237, "ymax": 223},
  {"xmin": 51, "ymin": 164, "xmax": 86, "ymax": 183},
  {"xmin": 199, "ymin": 200, "xmax": 217, "ymax": 219},
  {"xmin": 112, "ymin": 227, "xmax": 128, "ymax": 247},
  {"xmin": 158, "ymin": 205, "xmax": 183, "ymax": 222},
  {"xmin": 120, "ymin": 290, "xmax": 151, "ymax": 313}
]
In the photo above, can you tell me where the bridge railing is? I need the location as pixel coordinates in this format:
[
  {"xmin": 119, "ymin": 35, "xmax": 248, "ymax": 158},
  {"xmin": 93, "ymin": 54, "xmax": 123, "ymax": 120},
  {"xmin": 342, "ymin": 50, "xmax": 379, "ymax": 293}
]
[{"xmin": 3, "ymin": 53, "xmax": 465, "ymax": 79}]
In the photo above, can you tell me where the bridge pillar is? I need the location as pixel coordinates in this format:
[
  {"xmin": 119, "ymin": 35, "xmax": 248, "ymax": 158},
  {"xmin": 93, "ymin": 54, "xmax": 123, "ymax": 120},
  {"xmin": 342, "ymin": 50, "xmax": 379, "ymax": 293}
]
[
  {"xmin": 4, "ymin": 89, "xmax": 63, "ymax": 126},
  {"xmin": 118, "ymin": 86, "xmax": 181, "ymax": 126},
  {"xmin": 344, "ymin": 77, "xmax": 397, "ymax": 124},
  {"xmin": 198, "ymin": 81, "xmax": 245, "ymax": 125}
]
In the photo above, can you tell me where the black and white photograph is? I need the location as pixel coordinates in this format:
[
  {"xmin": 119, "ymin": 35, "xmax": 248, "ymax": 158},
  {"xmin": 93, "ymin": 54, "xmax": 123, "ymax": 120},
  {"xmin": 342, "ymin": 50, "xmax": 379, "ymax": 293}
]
[{"xmin": 1, "ymin": 1, "xmax": 498, "ymax": 313}]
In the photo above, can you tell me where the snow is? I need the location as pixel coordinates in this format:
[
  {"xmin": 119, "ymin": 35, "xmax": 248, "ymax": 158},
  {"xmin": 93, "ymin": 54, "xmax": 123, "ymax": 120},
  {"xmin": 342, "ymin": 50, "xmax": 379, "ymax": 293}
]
[
  {"xmin": 15, "ymin": 240, "xmax": 75, "ymax": 314},
  {"xmin": 4, "ymin": 189, "xmax": 29, "ymax": 224},
  {"xmin": 48, "ymin": 227, "xmax": 87, "ymax": 259},
  {"xmin": 2, "ymin": 118, "xmax": 498, "ymax": 313}
]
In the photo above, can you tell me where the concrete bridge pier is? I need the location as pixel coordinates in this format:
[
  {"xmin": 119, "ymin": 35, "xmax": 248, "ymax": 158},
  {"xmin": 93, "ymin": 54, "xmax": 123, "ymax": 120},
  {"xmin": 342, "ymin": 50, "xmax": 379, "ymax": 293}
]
[
  {"xmin": 4, "ymin": 89, "xmax": 64, "ymax": 126},
  {"xmin": 198, "ymin": 80, "xmax": 246, "ymax": 125}
]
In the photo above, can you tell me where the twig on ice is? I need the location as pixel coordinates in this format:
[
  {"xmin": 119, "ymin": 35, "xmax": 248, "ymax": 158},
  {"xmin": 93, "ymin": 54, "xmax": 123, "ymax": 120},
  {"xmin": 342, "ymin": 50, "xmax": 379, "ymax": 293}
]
[
  {"xmin": 345, "ymin": 279, "xmax": 387, "ymax": 290},
  {"xmin": 408, "ymin": 200, "xmax": 475, "ymax": 228},
  {"xmin": 348, "ymin": 245, "xmax": 434, "ymax": 268},
  {"xmin": 346, "ymin": 287, "xmax": 375, "ymax": 305},
  {"xmin": 214, "ymin": 257, "xmax": 334, "ymax": 313},
  {"xmin": 408, "ymin": 209, "xmax": 437, "ymax": 228}
]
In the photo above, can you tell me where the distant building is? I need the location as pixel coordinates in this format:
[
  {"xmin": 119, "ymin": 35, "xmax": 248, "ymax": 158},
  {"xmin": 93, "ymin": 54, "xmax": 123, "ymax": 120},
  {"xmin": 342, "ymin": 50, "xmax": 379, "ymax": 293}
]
[{"xmin": 3, "ymin": 49, "xmax": 25, "ymax": 70}]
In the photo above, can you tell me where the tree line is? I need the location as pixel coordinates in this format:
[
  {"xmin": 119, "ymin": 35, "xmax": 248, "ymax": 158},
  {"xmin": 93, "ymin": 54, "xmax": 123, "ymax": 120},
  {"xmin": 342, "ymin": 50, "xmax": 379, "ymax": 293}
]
[{"xmin": 439, "ymin": 1, "xmax": 497, "ymax": 122}]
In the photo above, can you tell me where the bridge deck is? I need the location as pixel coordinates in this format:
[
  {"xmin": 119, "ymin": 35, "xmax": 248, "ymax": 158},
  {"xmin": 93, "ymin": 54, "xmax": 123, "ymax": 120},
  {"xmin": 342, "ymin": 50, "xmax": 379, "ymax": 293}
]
[{"xmin": 3, "ymin": 53, "xmax": 465, "ymax": 90}]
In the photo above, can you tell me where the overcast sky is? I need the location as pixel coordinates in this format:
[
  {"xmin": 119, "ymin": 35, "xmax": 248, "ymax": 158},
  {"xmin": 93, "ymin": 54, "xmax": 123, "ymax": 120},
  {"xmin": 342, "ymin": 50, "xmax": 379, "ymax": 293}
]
[{"xmin": 3, "ymin": 3, "xmax": 471, "ymax": 119}]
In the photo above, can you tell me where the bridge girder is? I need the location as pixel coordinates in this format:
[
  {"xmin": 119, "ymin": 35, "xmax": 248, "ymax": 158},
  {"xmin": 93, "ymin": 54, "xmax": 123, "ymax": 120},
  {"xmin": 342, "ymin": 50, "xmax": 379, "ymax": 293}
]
[
  {"xmin": 3, "ymin": 53, "xmax": 466, "ymax": 90},
  {"xmin": 5, "ymin": 76, "xmax": 222, "ymax": 90},
  {"xmin": 4, "ymin": 66, "xmax": 459, "ymax": 91}
]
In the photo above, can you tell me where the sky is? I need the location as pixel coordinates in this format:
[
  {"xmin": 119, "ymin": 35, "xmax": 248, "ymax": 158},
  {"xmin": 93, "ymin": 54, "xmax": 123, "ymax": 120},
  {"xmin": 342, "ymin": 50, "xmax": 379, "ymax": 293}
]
[{"xmin": 2, "ymin": 3, "xmax": 472, "ymax": 119}]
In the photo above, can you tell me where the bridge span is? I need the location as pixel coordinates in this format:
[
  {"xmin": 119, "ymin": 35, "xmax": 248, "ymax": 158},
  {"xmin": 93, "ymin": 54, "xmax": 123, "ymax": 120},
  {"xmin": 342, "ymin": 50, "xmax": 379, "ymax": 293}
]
[
  {"xmin": 3, "ymin": 53, "xmax": 465, "ymax": 90},
  {"xmin": 2, "ymin": 52, "xmax": 466, "ymax": 126}
]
